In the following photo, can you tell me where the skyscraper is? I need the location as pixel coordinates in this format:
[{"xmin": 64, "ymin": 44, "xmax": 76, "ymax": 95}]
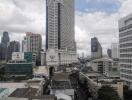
[
  {"xmin": 7, "ymin": 41, "xmax": 20, "ymax": 61},
  {"xmin": 91, "ymin": 37, "xmax": 102, "ymax": 59},
  {"xmin": 0, "ymin": 31, "xmax": 10, "ymax": 61},
  {"xmin": 1, "ymin": 31, "xmax": 10, "ymax": 45},
  {"xmin": 46, "ymin": 0, "xmax": 77, "ymax": 65},
  {"xmin": 119, "ymin": 13, "xmax": 132, "ymax": 89},
  {"xmin": 22, "ymin": 32, "xmax": 42, "ymax": 65},
  {"xmin": 0, "ymin": 43, "xmax": 7, "ymax": 60},
  {"xmin": 107, "ymin": 49, "xmax": 112, "ymax": 58},
  {"xmin": 111, "ymin": 43, "xmax": 119, "ymax": 59}
]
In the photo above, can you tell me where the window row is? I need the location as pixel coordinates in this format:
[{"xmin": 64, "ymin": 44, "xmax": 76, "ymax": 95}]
[
  {"xmin": 120, "ymin": 36, "xmax": 132, "ymax": 42},
  {"xmin": 120, "ymin": 54, "xmax": 132, "ymax": 58},
  {"xmin": 120, "ymin": 64, "xmax": 132, "ymax": 69},
  {"xmin": 119, "ymin": 24, "xmax": 132, "ymax": 32},
  {"xmin": 120, "ymin": 43, "xmax": 132, "ymax": 48},
  {"xmin": 119, "ymin": 30, "xmax": 132, "ymax": 37},
  {"xmin": 120, "ymin": 48, "xmax": 132, "ymax": 53},
  {"xmin": 120, "ymin": 59, "xmax": 132, "ymax": 63}
]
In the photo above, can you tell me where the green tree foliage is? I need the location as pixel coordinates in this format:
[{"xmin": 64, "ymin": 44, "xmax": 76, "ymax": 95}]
[
  {"xmin": 98, "ymin": 85, "xmax": 120, "ymax": 100},
  {"xmin": 124, "ymin": 85, "xmax": 132, "ymax": 100}
]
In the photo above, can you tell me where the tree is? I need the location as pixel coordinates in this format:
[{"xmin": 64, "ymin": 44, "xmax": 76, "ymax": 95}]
[
  {"xmin": 124, "ymin": 85, "xmax": 132, "ymax": 100},
  {"xmin": 98, "ymin": 85, "xmax": 120, "ymax": 100}
]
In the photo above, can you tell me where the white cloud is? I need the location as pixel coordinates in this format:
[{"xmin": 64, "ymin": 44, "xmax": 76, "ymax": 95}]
[
  {"xmin": 75, "ymin": 0, "xmax": 132, "ymax": 56},
  {"xmin": 0, "ymin": 0, "xmax": 45, "ymax": 33},
  {"xmin": 0, "ymin": 0, "xmax": 132, "ymax": 56}
]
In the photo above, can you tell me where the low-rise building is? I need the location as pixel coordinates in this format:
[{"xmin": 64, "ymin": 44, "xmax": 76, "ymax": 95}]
[
  {"xmin": 79, "ymin": 72, "xmax": 123, "ymax": 100},
  {"xmin": 91, "ymin": 58, "xmax": 113, "ymax": 74},
  {"xmin": 12, "ymin": 52, "xmax": 36, "ymax": 66},
  {"xmin": 26, "ymin": 78, "xmax": 45, "ymax": 96},
  {"xmin": 7, "ymin": 88, "xmax": 56, "ymax": 100},
  {"xmin": 91, "ymin": 58, "xmax": 120, "ymax": 77},
  {"xmin": 33, "ymin": 66, "xmax": 49, "ymax": 78},
  {"xmin": 5, "ymin": 60, "xmax": 33, "ymax": 80},
  {"xmin": 50, "ymin": 72, "xmax": 74, "ymax": 100}
]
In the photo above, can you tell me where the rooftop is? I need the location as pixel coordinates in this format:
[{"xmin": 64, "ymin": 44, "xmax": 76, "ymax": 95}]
[
  {"xmin": 92, "ymin": 57, "xmax": 113, "ymax": 62},
  {"xmin": 34, "ymin": 66, "xmax": 48, "ymax": 77},
  {"xmin": 52, "ymin": 72, "xmax": 69, "ymax": 81},
  {"xmin": 85, "ymin": 72, "xmax": 122, "ymax": 85},
  {"xmin": 9, "ymin": 88, "xmax": 38, "ymax": 98},
  {"xmin": 8, "ymin": 95, "xmax": 56, "ymax": 100},
  {"xmin": 0, "ymin": 82, "xmax": 26, "ymax": 89},
  {"xmin": 51, "ymin": 80, "xmax": 72, "ymax": 89}
]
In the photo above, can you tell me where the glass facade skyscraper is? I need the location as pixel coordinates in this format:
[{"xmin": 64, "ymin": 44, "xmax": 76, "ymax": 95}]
[
  {"xmin": 0, "ymin": 32, "xmax": 10, "ymax": 60},
  {"xmin": 91, "ymin": 37, "xmax": 102, "ymax": 59}
]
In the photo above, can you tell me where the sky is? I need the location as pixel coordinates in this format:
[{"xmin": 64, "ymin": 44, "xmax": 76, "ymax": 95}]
[{"xmin": 0, "ymin": 0, "xmax": 132, "ymax": 56}]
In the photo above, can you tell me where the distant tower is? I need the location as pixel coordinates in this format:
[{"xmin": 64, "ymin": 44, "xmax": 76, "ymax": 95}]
[
  {"xmin": 107, "ymin": 49, "xmax": 112, "ymax": 58},
  {"xmin": 111, "ymin": 43, "xmax": 119, "ymax": 59},
  {"xmin": 1, "ymin": 31, "xmax": 10, "ymax": 45},
  {"xmin": 0, "ymin": 43, "xmax": 7, "ymax": 60},
  {"xmin": 0, "ymin": 31, "xmax": 10, "ymax": 60},
  {"xmin": 7, "ymin": 41, "xmax": 20, "ymax": 61},
  {"xmin": 91, "ymin": 37, "xmax": 102, "ymax": 59},
  {"xmin": 22, "ymin": 32, "xmax": 42, "ymax": 65}
]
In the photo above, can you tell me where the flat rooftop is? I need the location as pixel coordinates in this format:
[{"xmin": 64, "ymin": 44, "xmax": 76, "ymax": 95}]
[
  {"xmin": 34, "ymin": 66, "xmax": 48, "ymax": 76},
  {"xmin": 85, "ymin": 72, "xmax": 122, "ymax": 84},
  {"xmin": 0, "ymin": 82, "xmax": 26, "ymax": 89},
  {"xmin": 9, "ymin": 88, "xmax": 38, "ymax": 98},
  {"xmin": 51, "ymin": 80, "xmax": 72, "ymax": 89},
  {"xmin": 52, "ymin": 72, "xmax": 69, "ymax": 81},
  {"xmin": 7, "ymin": 95, "xmax": 56, "ymax": 100}
]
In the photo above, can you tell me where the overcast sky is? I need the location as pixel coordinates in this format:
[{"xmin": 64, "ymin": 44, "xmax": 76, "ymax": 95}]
[{"xmin": 0, "ymin": 0, "xmax": 132, "ymax": 56}]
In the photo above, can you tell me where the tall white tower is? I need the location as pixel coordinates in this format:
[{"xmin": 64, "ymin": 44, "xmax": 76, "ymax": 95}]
[
  {"xmin": 46, "ymin": 0, "xmax": 77, "ymax": 66},
  {"xmin": 119, "ymin": 13, "xmax": 132, "ymax": 89}
]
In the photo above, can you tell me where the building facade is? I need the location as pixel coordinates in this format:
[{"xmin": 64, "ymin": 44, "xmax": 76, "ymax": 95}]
[
  {"xmin": 46, "ymin": 0, "xmax": 77, "ymax": 66},
  {"xmin": 0, "ymin": 43, "xmax": 7, "ymax": 60},
  {"xmin": 112, "ymin": 43, "xmax": 119, "ymax": 59},
  {"xmin": 6, "ymin": 60, "xmax": 33, "ymax": 79},
  {"xmin": 12, "ymin": 52, "xmax": 36, "ymax": 67},
  {"xmin": 22, "ymin": 32, "xmax": 42, "ymax": 65},
  {"xmin": 119, "ymin": 13, "xmax": 132, "ymax": 88},
  {"xmin": 7, "ymin": 41, "xmax": 20, "ymax": 61},
  {"xmin": 1, "ymin": 32, "xmax": 10, "ymax": 46},
  {"xmin": 0, "ymin": 32, "xmax": 10, "ymax": 61},
  {"xmin": 107, "ymin": 49, "xmax": 112, "ymax": 58},
  {"xmin": 91, "ymin": 37, "xmax": 102, "ymax": 59}
]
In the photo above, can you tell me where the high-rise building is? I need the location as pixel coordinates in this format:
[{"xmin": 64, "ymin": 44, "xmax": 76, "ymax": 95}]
[
  {"xmin": 1, "ymin": 31, "xmax": 10, "ymax": 45},
  {"xmin": 107, "ymin": 49, "xmax": 112, "ymax": 58},
  {"xmin": 46, "ymin": 0, "xmax": 77, "ymax": 65},
  {"xmin": 7, "ymin": 41, "xmax": 20, "ymax": 61},
  {"xmin": 22, "ymin": 32, "xmax": 42, "ymax": 65},
  {"xmin": 111, "ymin": 43, "xmax": 119, "ymax": 59},
  {"xmin": 0, "ymin": 31, "xmax": 10, "ymax": 60},
  {"xmin": 91, "ymin": 37, "xmax": 102, "ymax": 59},
  {"xmin": 0, "ymin": 43, "xmax": 7, "ymax": 60},
  {"xmin": 119, "ymin": 13, "xmax": 132, "ymax": 89}
]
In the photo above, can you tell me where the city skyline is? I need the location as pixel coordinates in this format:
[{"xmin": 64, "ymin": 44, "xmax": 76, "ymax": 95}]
[
  {"xmin": 0, "ymin": 0, "xmax": 132, "ymax": 55},
  {"xmin": 1, "ymin": 0, "xmax": 132, "ymax": 99}
]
